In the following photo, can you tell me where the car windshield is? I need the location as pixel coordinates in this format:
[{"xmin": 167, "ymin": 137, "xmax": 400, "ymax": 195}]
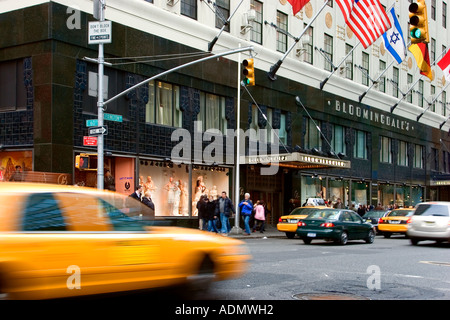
[
  {"xmin": 388, "ymin": 209, "xmax": 414, "ymax": 217},
  {"xmin": 289, "ymin": 207, "xmax": 320, "ymax": 216},
  {"xmin": 414, "ymin": 204, "xmax": 450, "ymax": 217},
  {"xmin": 306, "ymin": 209, "xmax": 339, "ymax": 220},
  {"xmin": 363, "ymin": 211, "xmax": 386, "ymax": 218}
]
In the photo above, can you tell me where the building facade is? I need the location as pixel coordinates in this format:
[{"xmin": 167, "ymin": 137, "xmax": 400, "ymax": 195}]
[{"xmin": 1, "ymin": 0, "xmax": 450, "ymax": 226}]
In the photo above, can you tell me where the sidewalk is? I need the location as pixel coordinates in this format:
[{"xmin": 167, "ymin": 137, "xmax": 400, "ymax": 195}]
[{"xmin": 227, "ymin": 224, "xmax": 286, "ymax": 240}]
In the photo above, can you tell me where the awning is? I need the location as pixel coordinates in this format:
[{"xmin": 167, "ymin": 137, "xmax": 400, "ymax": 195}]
[{"xmin": 240, "ymin": 152, "xmax": 351, "ymax": 170}]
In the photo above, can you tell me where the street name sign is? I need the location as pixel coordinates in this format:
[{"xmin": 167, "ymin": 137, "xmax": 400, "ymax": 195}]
[
  {"xmin": 89, "ymin": 125, "xmax": 108, "ymax": 136},
  {"xmin": 104, "ymin": 113, "xmax": 122, "ymax": 122},
  {"xmin": 88, "ymin": 21, "xmax": 112, "ymax": 45}
]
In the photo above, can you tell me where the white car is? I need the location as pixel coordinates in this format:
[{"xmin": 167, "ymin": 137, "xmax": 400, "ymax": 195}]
[{"xmin": 407, "ymin": 202, "xmax": 450, "ymax": 245}]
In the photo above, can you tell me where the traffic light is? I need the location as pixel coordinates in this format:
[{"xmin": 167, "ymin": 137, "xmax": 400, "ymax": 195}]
[
  {"xmin": 242, "ymin": 58, "xmax": 255, "ymax": 86},
  {"xmin": 409, "ymin": 0, "xmax": 429, "ymax": 44},
  {"xmin": 75, "ymin": 153, "xmax": 98, "ymax": 171}
]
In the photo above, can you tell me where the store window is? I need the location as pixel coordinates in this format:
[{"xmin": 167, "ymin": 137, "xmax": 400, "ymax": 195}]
[
  {"xmin": 197, "ymin": 92, "xmax": 227, "ymax": 133},
  {"xmin": 0, "ymin": 150, "xmax": 33, "ymax": 181},
  {"xmin": 249, "ymin": 104, "xmax": 274, "ymax": 143},
  {"xmin": 0, "ymin": 59, "xmax": 28, "ymax": 111},
  {"xmin": 215, "ymin": 0, "xmax": 230, "ymax": 32},
  {"xmin": 276, "ymin": 11, "xmax": 288, "ymax": 53},
  {"xmin": 414, "ymin": 144, "xmax": 424, "ymax": 169},
  {"xmin": 397, "ymin": 141, "xmax": 408, "ymax": 167},
  {"xmin": 304, "ymin": 118, "xmax": 322, "ymax": 151},
  {"xmin": 323, "ymin": 34, "xmax": 334, "ymax": 72},
  {"xmin": 303, "ymin": 24, "xmax": 314, "ymax": 64},
  {"xmin": 250, "ymin": 0, "xmax": 263, "ymax": 44},
  {"xmin": 279, "ymin": 114, "xmax": 287, "ymax": 145},
  {"xmin": 361, "ymin": 52, "xmax": 369, "ymax": 86},
  {"xmin": 146, "ymin": 80, "xmax": 181, "ymax": 127},
  {"xmin": 380, "ymin": 136, "xmax": 392, "ymax": 163},
  {"xmin": 181, "ymin": 0, "xmax": 197, "ymax": 20},
  {"xmin": 138, "ymin": 161, "xmax": 229, "ymax": 217},
  {"xmin": 331, "ymin": 124, "xmax": 346, "ymax": 155},
  {"xmin": 354, "ymin": 130, "xmax": 367, "ymax": 159}
]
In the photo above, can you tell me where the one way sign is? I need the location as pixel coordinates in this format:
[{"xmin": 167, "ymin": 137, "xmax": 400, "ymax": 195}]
[{"xmin": 89, "ymin": 125, "xmax": 108, "ymax": 136}]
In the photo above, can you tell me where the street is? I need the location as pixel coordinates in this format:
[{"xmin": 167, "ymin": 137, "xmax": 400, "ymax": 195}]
[{"xmin": 210, "ymin": 236, "xmax": 450, "ymax": 300}]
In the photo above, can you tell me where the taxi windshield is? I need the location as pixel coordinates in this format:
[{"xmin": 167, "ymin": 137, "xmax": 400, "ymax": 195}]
[{"xmin": 388, "ymin": 209, "xmax": 414, "ymax": 217}]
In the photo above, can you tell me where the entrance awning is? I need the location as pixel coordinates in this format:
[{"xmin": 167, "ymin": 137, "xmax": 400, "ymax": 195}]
[{"xmin": 240, "ymin": 152, "xmax": 351, "ymax": 170}]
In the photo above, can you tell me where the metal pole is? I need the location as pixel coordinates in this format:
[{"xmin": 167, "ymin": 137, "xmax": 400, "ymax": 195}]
[
  {"xmin": 97, "ymin": 0, "xmax": 105, "ymax": 190},
  {"xmin": 267, "ymin": 0, "xmax": 328, "ymax": 81},
  {"xmin": 321, "ymin": 42, "xmax": 360, "ymax": 90},
  {"xmin": 232, "ymin": 44, "xmax": 242, "ymax": 235},
  {"xmin": 103, "ymin": 46, "xmax": 254, "ymax": 106},
  {"xmin": 417, "ymin": 81, "xmax": 450, "ymax": 121},
  {"xmin": 359, "ymin": 59, "xmax": 395, "ymax": 102},
  {"xmin": 391, "ymin": 48, "xmax": 447, "ymax": 113}
]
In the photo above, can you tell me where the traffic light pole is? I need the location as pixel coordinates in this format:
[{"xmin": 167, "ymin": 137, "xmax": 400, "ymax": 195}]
[{"xmin": 97, "ymin": 0, "xmax": 105, "ymax": 190}]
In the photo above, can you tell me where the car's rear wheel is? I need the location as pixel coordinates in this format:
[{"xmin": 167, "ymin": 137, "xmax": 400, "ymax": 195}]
[
  {"xmin": 286, "ymin": 232, "xmax": 295, "ymax": 239},
  {"xmin": 337, "ymin": 231, "xmax": 348, "ymax": 245},
  {"xmin": 302, "ymin": 238, "xmax": 312, "ymax": 244},
  {"xmin": 410, "ymin": 238, "xmax": 420, "ymax": 246},
  {"xmin": 383, "ymin": 232, "xmax": 391, "ymax": 238},
  {"xmin": 186, "ymin": 255, "xmax": 216, "ymax": 294},
  {"xmin": 365, "ymin": 230, "xmax": 375, "ymax": 244}
]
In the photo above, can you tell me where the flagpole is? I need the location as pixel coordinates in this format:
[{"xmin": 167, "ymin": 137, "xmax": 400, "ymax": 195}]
[
  {"xmin": 417, "ymin": 81, "xmax": 450, "ymax": 121},
  {"xmin": 391, "ymin": 49, "xmax": 448, "ymax": 113},
  {"xmin": 359, "ymin": 59, "xmax": 395, "ymax": 102},
  {"xmin": 439, "ymin": 104, "xmax": 450, "ymax": 129},
  {"xmin": 268, "ymin": 0, "xmax": 329, "ymax": 81},
  {"xmin": 208, "ymin": 0, "xmax": 245, "ymax": 52},
  {"xmin": 320, "ymin": 43, "xmax": 360, "ymax": 90}
]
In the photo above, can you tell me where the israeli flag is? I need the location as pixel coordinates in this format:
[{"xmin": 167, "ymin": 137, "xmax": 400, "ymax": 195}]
[{"xmin": 382, "ymin": 7, "xmax": 406, "ymax": 64}]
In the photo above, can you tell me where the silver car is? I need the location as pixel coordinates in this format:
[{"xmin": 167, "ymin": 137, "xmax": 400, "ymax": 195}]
[{"xmin": 407, "ymin": 202, "xmax": 450, "ymax": 245}]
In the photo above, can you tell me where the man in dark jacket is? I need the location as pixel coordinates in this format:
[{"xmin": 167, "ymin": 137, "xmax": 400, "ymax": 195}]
[{"xmin": 216, "ymin": 191, "xmax": 235, "ymax": 235}]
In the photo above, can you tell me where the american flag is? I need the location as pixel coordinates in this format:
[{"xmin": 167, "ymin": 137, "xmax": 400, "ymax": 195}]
[{"xmin": 336, "ymin": 0, "xmax": 391, "ymax": 49}]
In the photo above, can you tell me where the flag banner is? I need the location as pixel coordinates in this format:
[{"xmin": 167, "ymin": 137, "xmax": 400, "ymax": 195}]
[
  {"xmin": 438, "ymin": 50, "xmax": 450, "ymax": 82},
  {"xmin": 382, "ymin": 7, "xmax": 406, "ymax": 64},
  {"xmin": 336, "ymin": 0, "xmax": 391, "ymax": 49},
  {"xmin": 287, "ymin": 0, "xmax": 310, "ymax": 16},
  {"xmin": 409, "ymin": 43, "xmax": 433, "ymax": 80}
]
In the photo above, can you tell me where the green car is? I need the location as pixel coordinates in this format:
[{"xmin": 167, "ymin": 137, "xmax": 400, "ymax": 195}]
[{"xmin": 296, "ymin": 209, "xmax": 375, "ymax": 245}]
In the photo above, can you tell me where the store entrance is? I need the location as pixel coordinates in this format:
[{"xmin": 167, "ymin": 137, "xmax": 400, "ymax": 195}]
[{"xmin": 249, "ymin": 191, "xmax": 282, "ymax": 226}]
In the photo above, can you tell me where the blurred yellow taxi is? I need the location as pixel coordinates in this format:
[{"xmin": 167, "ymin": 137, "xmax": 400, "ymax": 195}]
[
  {"xmin": 0, "ymin": 183, "xmax": 250, "ymax": 299},
  {"xmin": 378, "ymin": 208, "xmax": 415, "ymax": 238},
  {"xmin": 277, "ymin": 206, "xmax": 328, "ymax": 238}
]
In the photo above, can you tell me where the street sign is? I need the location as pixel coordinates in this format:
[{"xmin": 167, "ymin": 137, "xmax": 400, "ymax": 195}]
[
  {"xmin": 104, "ymin": 113, "xmax": 122, "ymax": 122},
  {"xmin": 89, "ymin": 125, "xmax": 108, "ymax": 136},
  {"xmin": 88, "ymin": 21, "xmax": 112, "ymax": 45},
  {"xmin": 83, "ymin": 136, "xmax": 98, "ymax": 146},
  {"xmin": 86, "ymin": 119, "xmax": 98, "ymax": 127}
]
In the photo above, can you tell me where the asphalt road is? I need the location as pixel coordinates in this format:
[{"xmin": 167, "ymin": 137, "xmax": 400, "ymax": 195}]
[{"xmin": 210, "ymin": 235, "xmax": 450, "ymax": 300}]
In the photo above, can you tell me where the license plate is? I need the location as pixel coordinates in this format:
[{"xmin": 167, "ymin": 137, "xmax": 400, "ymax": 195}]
[
  {"xmin": 289, "ymin": 219, "xmax": 298, "ymax": 223},
  {"xmin": 366, "ymin": 219, "xmax": 372, "ymax": 223},
  {"xmin": 307, "ymin": 233, "xmax": 316, "ymax": 237},
  {"xmin": 389, "ymin": 220, "xmax": 400, "ymax": 224}
]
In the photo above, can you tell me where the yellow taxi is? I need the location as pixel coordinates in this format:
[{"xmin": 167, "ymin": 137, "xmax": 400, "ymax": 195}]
[
  {"xmin": 378, "ymin": 208, "xmax": 415, "ymax": 238},
  {"xmin": 0, "ymin": 183, "xmax": 250, "ymax": 299},
  {"xmin": 277, "ymin": 206, "xmax": 329, "ymax": 238}
]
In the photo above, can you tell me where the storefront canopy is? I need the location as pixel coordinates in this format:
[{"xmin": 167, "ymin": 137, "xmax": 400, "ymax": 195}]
[{"xmin": 240, "ymin": 152, "xmax": 351, "ymax": 170}]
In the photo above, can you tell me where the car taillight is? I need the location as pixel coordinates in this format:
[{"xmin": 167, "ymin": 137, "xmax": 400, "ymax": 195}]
[
  {"xmin": 378, "ymin": 218, "xmax": 384, "ymax": 224},
  {"xmin": 297, "ymin": 221, "xmax": 306, "ymax": 227},
  {"xmin": 407, "ymin": 218, "xmax": 412, "ymax": 224},
  {"xmin": 279, "ymin": 217, "xmax": 282, "ymax": 223},
  {"xmin": 320, "ymin": 222, "xmax": 335, "ymax": 228}
]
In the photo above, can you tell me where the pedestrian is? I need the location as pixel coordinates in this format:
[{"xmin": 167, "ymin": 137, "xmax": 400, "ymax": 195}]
[
  {"xmin": 141, "ymin": 190, "xmax": 155, "ymax": 219},
  {"xmin": 206, "ymin": 197, "xmax": 219, "ymax": 233},
  {"xmin": 104, "ymin": 169, "xmax": 116, "ymax": 191},
  {"xmin": 357, "ymin": 204, "xmax": 366, "ymax": 216},
  {"xmin": 130, "ymin": 185, "xmax": 143, "ymax": 201},
  {"xmin": 239, "ymin": 193, "xmax": 253, "ymax": 235},
  {"xmin": 333, "ymin": 198, "xmax": 344, "ymax": 209},
  {"xmin": 197, "ymin": 195, "xmax": 208, "ymax": 231},
  {"xmin": 253, "ymin": 200, "xmax": 266, "ymax": 233},
  {"xmin": 9, "ymin": 165, "xmax": 23, "ymax": 182},
  {"xmin": 216, "ymin": 191, "xmax": 235, "ymax": 236}
]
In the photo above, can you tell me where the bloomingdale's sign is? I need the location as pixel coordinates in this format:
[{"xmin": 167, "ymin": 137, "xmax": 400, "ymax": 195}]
[{"xmin": 330, "ymin": 100, "xmax": 413, "ymax": 132}]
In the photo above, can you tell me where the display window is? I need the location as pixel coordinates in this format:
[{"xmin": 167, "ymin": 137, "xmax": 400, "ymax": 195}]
[
  {"xmin": 0, "ymin": 150, "xmax": 33, "ymax": 181},
  {"xmin": 138, "ymin": 161, "xmax": 229, "ymax": 217}
]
